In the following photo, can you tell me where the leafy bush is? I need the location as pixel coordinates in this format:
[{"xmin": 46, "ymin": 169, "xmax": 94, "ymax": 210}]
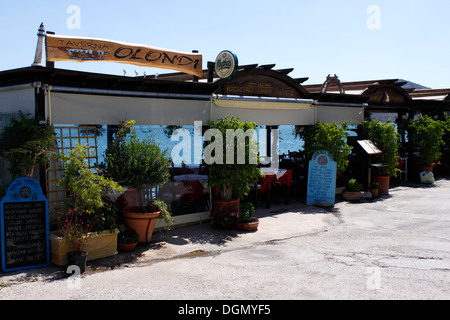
[
  {"xmin": 58, "ymin": 209, "xmax": 92, "ymax": 253},
  {"xmin": 205, "ymin": 116, "xmax": 262, "ymax": 200},
  {"xmin": 297, "ymin": 122, "xmax": 352, "ymax": 175},
  {"xmin": 105, "ymin": 121, "xmax": 171, "ymax": 211},
  {"xmin": 409, "ymin": 115, "xmax": 446, "ymax": 167},
  {"xmin": 149, "ymin": 199, "xmax": 174, "ymax": 231},
  {"xmin": 0, "ymin": 111, "xmax": 54, "ymax": 178},
  {"xmin": 346, "ymin": 179, "xmax": 362, "ymax": 192},
  {"xmin": 361, "ymin": 119, "xmax": 400, "ymax": 177},
  {"xmin": 59, "ymin": 145, "xmax": 123, "ymax": 214},
  {"xmin": 118, "ymin": 230, "xmax": 139, "ymax": 244},
  {"xmin": 239, "ymin": 202, "xmax": 255, "ymax": 223},
  {"xmin": 371, "ymin": 181, "xmax": 381, "ymax": 189}
]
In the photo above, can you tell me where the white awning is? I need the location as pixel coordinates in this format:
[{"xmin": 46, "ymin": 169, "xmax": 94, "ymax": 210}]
[
  {"xmin": 48, "ymin": 88, "xmax": 365, "ymax": 126},
  {"xmin": 50, "ymin": 89, "xmax": 211, "ymax": 125},
  {"xmin": 315, "ymin": 103, "xmax": 365, "ymax": 125},
  {"xmin": 211, "ymin": 95, "xmax": 315, "ymax": 126}
]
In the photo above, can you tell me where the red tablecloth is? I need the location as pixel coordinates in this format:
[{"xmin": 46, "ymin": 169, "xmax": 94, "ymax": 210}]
[
  {"xmin": 260, "ymin": 168, "xmax": 292, "ymax": 193},
  {"xmin": 173, "ymin": 175, "xmax": 208, "ymax": 207}
]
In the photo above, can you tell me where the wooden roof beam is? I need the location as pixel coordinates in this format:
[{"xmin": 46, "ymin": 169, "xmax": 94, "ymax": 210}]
[
  {"xmin": 294, "ymin": 77, "xmax": 309, "ymax": 84},
  {"xmin": 258, "ymin": 64, "xmax": 276, "ymax": 70},
  {"xmin": 409, "ymin": 89, "xmax": 450, "ymax": 97},
  {"xmin": 276, "ymin": 68, "xmax": 294, "ymax": 75}
]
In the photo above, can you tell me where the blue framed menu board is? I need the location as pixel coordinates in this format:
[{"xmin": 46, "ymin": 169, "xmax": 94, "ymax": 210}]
[
  {"xmin": 307, "ymin": 151, "xmax": 337, "ymax": 207},
  {"xmin": 1, "ymin": 178, "xmax": 50, "ymax": 272}
]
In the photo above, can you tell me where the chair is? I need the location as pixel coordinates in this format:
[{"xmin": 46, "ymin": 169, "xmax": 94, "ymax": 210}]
[
  {"xmin": 248, "ymin": 182, "xmax": 270, "ymax": 209},
  {"xmin": 270, "ymin": 181, "xmax": 290, "ymax": 205},
  {"xmin": 399, "ymin": 153, "xmax": 408, "ymax": 182}
]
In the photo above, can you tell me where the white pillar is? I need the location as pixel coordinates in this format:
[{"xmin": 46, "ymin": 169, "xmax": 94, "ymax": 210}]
[{"xmin": 32, "ymin": 23, "xmax": 46, "ymax": 67}]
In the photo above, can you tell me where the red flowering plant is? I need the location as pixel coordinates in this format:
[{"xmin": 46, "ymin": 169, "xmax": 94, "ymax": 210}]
[
  {"xmin": 58, "ymin": 209, "xmax": 93, "ymax": 254},
  {"xmin": 210, "ymin": 209, "xmax": 238, "ymax": 229}
]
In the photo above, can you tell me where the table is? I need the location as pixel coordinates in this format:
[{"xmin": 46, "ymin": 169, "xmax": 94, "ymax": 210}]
[
  {"xmin": 258, "ymin": 168, "xmax": 293, "ymax": 207},
  {"xmin": 172, "ymin": 175, "xmax": 209, "ymax": 207},
  {"xmin": 260, "ymin": 168, "xmax": 292, "ymax": 193}
]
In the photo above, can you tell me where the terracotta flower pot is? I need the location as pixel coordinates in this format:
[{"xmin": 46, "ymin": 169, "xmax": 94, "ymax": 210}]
[
  {"xmin": 369, "ymin": 189, "xmax": 379, "ymax": 198},
  {"xmin": 118, "ymin": 242, "xmax": 138, "ymax": 252},
  {"xmin": 418, "ymin": 165, "xmax": 434, "ymax": 173},
  {"xmin": 235, "ymin": 218, "xmax": 260, "ymax": 232},
  {"xmin": 212, "ymin": 198, "xmax": 240, "ymax": 216},
  {"xmin": 122, "ymin": 206, "xmax": 161, "ymax": 244},
  {"xmin": 342, "ymin": 191, "xmax": 363, "ymax": 202},
  {"xmin": 373, "ymin": 176, "xmax": 390, "ymax": 195}
]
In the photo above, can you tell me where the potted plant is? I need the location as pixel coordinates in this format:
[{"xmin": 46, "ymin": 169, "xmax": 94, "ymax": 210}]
[
  {"xmin": 234, "ymin": 202, "xmax": 259, "ymax": 232},
  {"xmin": 205, "ymin": 117, "xmax": 262, "ymax": 229},
  {"xmin": 58, "ymin": 209, "xmax": 91, "ymax": 273},
  {"xmin": 342, "ymin": 179, "xmax": 363, "ymax": 201},
  {"xmin": 408, "ymin": 115, "xmax": 446, "ymax": 174},
  {"xmin": 370, "ymin": 181, "xmax": 381, "ymax": 198},
  {"xmin": 51, "ymin": 144, "xmax": 124, "ymax": 266},
  {"xmin": 117, "ymin": 230, "xmax": 139, "ymax": 252},
  {"xmin": 104, "ymin": 121, "xmax": 173, "ymax": 243},
  {"xmin": 361, "ymin": 119, "xmax": 400, "ymax": 195},
  {"xmin": 0, "ymin": 111, "xmax": 54, "ymax": 179},
  {"xmin": 296, "ymin": 122, "xmax": 352, "ymax": 176}
]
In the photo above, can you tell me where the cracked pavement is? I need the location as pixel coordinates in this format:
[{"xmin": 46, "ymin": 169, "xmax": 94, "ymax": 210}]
[{"xmin": 0, "ymin": 178, "xmax": 449, "ymax": 300}]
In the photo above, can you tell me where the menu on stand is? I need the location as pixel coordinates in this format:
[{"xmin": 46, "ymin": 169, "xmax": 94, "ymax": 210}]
[
  {"xmin": 1, "ymin": 178, "xmax": 49, "ymax": 272},
  {"xmin": 307, "ymin": 151, "xmax": 337, "ymax": 207}
]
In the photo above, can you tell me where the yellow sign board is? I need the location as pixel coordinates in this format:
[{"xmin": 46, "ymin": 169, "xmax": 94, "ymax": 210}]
[{"xmin": 46, "ymin": 34, "xmax": 203, "ymax": 77}]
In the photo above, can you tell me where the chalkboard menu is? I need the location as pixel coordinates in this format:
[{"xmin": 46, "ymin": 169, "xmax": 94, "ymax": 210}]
[
  {"xmin": 307, "ymin": 151, "xmax": 337, "ymax": 207},
  {"xmin": 1, "ymin": 178, "xmax": 49, "ymax": 272}
]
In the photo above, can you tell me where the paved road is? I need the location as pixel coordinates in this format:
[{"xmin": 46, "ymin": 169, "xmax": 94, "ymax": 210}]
[{"xmin": 1, "ymin": 178, "xmax": 449, "ymax": 301}]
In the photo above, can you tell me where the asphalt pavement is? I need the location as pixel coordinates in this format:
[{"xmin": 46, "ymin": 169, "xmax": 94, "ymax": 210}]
[{"xmin": 0, "ymin": 177, "xmax": 449, "ymax": 301}]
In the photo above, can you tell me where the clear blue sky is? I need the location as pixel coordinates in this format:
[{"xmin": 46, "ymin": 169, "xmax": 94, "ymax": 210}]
[{"xmin": 1, "ymin": 0, "xmax": 449, "ymax": 88}]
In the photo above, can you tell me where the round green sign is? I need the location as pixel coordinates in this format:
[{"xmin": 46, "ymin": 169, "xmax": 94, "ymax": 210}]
[{"xmin": 215, "ymin": 50, "xmax": 239, "ymax": 79}]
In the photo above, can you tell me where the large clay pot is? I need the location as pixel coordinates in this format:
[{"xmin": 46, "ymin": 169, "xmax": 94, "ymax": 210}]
[
  {"xmin": 373, "ymin": 176, "xmax": 390, "ymax": 195},
  {"xmin": 211, "ymin": 198, "xmax": 241, "ymax": 229},
  {"xmin": 235, "ymin": 218, "xmax": 260, "ymax": 232},
  {"xmin": 122, "ymin": 206, "xmax": 161, "ymax": 244},
  {"xmin": 212, "ymin": 198, "xmax": 240, "ymax": 216}
]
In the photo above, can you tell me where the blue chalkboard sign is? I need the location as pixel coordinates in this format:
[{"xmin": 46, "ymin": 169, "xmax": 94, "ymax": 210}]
[
  {"xmin": 1, "ymin": 178, "xmax": 50, "ymax": 272},
  {"xmin": 307, "ymin": 151, "xmax": 337, "ymax": 206}
]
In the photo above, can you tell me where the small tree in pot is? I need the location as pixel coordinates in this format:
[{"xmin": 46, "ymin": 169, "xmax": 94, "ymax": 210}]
[
  {"xmin": 408, "ymin": 115, "xmax": 446, "ymax": 173},
  {"xmin": 205, "ymin": 116, "xmax": 262, "ymax": 229},
  {"xmin": 234, "ymin": 202, "xmax": 259, "ymax": 232},
  {"xmin": 342, "ymin": 178, "xmax": 363, "ymax": 202},
  {"xmin": 105, "ymin": 121, "xmax": 173, "ymax": 243},
  {"xmin": 361, "ymin": 119, "xmax": 400, "ymax": 195}
]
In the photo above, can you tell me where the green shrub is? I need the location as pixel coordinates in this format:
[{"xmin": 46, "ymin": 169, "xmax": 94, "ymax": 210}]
[
  {"xmin": 346, "ymin": 179, "xmax": 362, "ymax": 192},
  {"xmin": 409, "ymin": 115, "xmax": 446, "ymax": 167},
  {"xmin": 205, "ymin": 116, "xmax": 262, "ymax": 200},
  {"xmin": 361, "ymin": 120, "xmax": 400, "ymax": 177},
  {"xmin": 0, "ymin": 111, "xmax": 54, "ymax": 178},
  {"xmin": 239, "ymin": 202, "xmax": 255, "ymax": 223},
  {"xmin": 105, "ymin": 121, "xmax": 171, "ymax": 211},
  {"xmin": 58, "ymin": 144, "xmax": 123, "ymax": 232},
  {"xmin": 297, "ymin": 122, "xmax": 352, "ymax": 175}
]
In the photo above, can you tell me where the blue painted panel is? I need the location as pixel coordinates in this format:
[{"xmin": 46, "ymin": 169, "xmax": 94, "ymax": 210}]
[
  {"xmin": 1, "ymin": 178, "xmax": 50, "ymax": 272},
  {"xmin": 307, "ymin": 151, "xmax": 337, "ymax": 206}
]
